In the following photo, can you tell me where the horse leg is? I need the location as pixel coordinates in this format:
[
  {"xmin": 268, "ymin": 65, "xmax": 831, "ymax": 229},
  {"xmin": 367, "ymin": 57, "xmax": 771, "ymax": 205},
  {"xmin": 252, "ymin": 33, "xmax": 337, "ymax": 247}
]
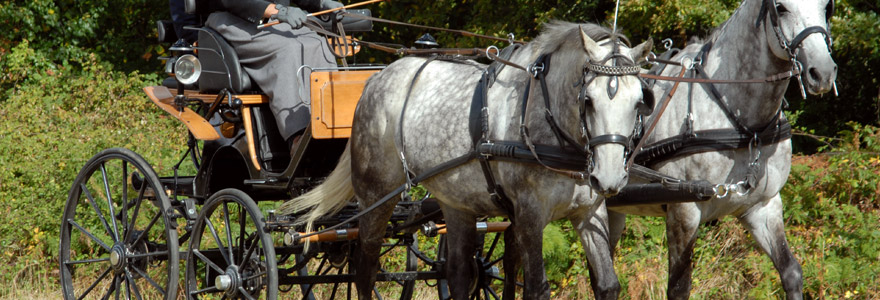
[
  {"xmin": 665, "ymin": 204, "xmax": 701, "ymax": 300},
  {"xmin": 502, "ymin": 222, "xmax": 520, "ymax": 300},
  {"xmin": 738, "ymin": 194, "xmax": 803, "ymax": 300},
  {"xmin": 510, "ymin": 206, "xmax": 550, "ymax": 299},
  {"xmin": 439, "ymin": 206, "xmax": 478, "ymax": 300},
  {"xmin": 354, "ymin": 198, "xmax": 398, "ymax": 299},
  {"xmin": 607, "ymin": 210, "xmax": 627, "ymax": 258},
  {"xmin": 572, "ymin": 202, "xmax": 620, "ymax": 300}
]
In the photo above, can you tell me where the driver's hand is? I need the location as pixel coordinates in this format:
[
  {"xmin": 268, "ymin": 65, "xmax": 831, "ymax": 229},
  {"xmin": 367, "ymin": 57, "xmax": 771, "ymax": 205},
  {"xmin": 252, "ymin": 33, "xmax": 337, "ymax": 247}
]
[{"xmin": 273, "ymin": 4, "xmax": 307, "ymax": 28}]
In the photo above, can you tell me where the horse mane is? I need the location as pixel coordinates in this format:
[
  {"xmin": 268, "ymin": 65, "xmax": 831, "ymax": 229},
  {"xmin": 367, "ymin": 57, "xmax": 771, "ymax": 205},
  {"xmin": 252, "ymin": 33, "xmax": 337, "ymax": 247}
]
[{"xmin": 532, "ymin": 20, "xmax": 629, "ymax": 56}]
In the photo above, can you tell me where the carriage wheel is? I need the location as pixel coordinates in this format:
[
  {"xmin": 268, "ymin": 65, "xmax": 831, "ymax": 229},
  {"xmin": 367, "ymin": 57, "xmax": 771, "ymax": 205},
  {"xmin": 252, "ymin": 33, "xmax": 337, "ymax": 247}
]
[
  {"xmin": 59, "ymin": 148, "xmax": 180, "ymax": 300},
  {"xmin": 471, "ymin": 230, "xmax": 509, "ymax": 300},
  {"xmin": 276, "ymin": 233, "xmax": 419, "ymax": 300},
  {"xmin": 435, "ymin": 229, "xmax": 516, "ymax": 300},
  {"xmin": 185, "ymin": 188, "xmax": 278, "ymax": 299}
]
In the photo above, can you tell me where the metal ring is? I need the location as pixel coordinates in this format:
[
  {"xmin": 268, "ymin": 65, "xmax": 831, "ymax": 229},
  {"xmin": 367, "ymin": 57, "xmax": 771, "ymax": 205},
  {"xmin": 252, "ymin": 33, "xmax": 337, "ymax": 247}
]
[
  {"xmin": 680, "ymin": 56, "xmax": 694, "ymax": 70},
  {"xmin": 486, "ymin": 45, "xmax": 500, "ymax": 61},
  {"xmin": 734, "ymin": 181, "xmax": 749, "ymax": 196},
  {"xmin": 713, "ymin": 184, "xmax": 729, "ymax": 198}
]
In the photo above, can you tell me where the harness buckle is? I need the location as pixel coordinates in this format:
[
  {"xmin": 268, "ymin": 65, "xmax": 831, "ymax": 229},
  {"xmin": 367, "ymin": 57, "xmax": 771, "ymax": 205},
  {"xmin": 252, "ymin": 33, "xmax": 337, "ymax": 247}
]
[
  {"xmin": 507, "ymin": 33, "xmax": 516, "ymax": 45},
  {"xmin": 791, "ymin": 59, "xmax": 807, "ymax": 99}
]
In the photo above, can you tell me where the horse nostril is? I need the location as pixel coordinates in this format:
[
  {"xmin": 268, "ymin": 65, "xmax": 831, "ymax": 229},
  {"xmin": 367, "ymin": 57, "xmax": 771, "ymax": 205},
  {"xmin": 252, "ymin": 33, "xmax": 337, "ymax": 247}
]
[
  {"xmin": 589, "ymin": 175, "xmax": 602, "ymax": 192},
  {"xmin": 808, "ymin": 67, "xmax": 822, "ymax": 83}
]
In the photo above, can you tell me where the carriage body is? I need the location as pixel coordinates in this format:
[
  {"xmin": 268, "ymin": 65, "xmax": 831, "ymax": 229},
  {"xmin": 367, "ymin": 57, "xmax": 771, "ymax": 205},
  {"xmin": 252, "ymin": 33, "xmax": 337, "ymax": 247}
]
[
  {"xmin": 148, "ymin": 17, "xmax": 379, "ymax": 202},
  {"xmin": 59, "ymin": 7, "xmax": 514, "ymax": 299}
]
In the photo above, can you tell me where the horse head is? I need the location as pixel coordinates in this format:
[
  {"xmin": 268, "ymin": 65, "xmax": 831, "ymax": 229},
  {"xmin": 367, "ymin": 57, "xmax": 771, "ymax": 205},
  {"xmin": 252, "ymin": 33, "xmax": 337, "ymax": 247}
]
[
  {"xmin": 760, "ymin": 0, "xmax": 837, "ymax": 94},
  {"xmin": 581, "ymin": 30, "xmax": 652, "ymax": 196},
  {"xmin": 532, "ymin": 22, "xmax": 652, "ymax": 196}
]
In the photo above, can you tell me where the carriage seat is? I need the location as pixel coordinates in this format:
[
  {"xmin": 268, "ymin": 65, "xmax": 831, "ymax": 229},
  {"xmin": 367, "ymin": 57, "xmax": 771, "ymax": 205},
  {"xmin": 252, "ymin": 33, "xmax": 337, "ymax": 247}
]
[{"xmin": 196, "ymin": 27, "xmax": 254, "ymax": 94}]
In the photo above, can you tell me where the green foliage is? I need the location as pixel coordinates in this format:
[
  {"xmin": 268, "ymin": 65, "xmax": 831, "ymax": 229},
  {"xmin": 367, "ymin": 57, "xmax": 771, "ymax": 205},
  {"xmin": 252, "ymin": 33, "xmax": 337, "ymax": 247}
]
[
  {"xmin": 0, "ymin": 47, "xmax": 189, "ymax": 295},
  {"xmin": 0, "ymin": 0, "xmax": 168, "ymax": 75},
  {"xmin": 541, "ymin": 221, "xmax": 572, "ymax": 284},
  {"xmin": 1, "ymin": 0, "xmax": 879, "ymax": 298}
]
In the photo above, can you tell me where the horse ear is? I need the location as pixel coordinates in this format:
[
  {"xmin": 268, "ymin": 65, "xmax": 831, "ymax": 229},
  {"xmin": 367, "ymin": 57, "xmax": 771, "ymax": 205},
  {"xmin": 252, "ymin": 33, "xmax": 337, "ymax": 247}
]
[
  {"xmin": 580, "ymin": 27, "xmax": 601, "ymax": 59},
  {"xmin": 630, "ymin": 38, "xmax": 654, "ymax": 64}
]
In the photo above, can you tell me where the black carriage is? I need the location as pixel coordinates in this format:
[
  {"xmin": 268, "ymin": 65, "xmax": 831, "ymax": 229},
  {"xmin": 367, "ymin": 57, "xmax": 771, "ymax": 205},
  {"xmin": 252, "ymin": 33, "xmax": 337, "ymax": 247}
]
[{"xmin": 58, "ymin": 4, "xmax": 511, "ymax": 300}]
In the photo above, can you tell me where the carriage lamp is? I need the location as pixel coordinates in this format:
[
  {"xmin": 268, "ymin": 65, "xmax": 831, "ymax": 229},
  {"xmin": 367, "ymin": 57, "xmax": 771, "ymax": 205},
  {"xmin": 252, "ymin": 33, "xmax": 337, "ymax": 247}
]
[
  {"xmin": 163, "ymin": 56, "xmax": 177, "ymax": 75},
  {"xmin": 174, "ymin": 54, "xmax": 202, "ymax": 85}
]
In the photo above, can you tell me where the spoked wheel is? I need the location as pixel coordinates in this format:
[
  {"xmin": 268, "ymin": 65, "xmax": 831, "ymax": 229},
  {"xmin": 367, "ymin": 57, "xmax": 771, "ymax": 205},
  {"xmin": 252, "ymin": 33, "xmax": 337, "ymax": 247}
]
[
  {"xmin": 435, "ymin": 224, "xmax": 518, "ymax": 300},
  {"xmin": 471, "ymin": 231, "xmax": 508, "ymax": 300},
  {"xmin": 276, "ymin": 233, "xmax": 420, "ymax": 300},
  {"xmin": 60, "ymin": 148, "xmax": 180, "ymax": 300},
  {"xmin": 185, "ymin": 188, "xmax": 278, "ymax": 299}
]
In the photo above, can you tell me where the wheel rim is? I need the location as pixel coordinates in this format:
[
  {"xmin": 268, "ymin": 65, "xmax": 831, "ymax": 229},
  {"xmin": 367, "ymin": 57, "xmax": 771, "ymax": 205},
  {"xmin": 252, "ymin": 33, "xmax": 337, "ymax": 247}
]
[
  {"xmin": 59, "ymin": 148, "xmax": 179, "ymax": 300},
  {"xmin": 186, "ymin": 189, "xmax": 278, "ymax": 300}
]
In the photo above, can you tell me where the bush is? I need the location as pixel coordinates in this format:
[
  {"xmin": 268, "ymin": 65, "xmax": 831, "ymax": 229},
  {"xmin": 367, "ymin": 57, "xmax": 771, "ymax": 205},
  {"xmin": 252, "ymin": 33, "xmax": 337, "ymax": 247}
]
[{"xmin": 0, "ymin": 45, "xmax": 188, "ymax": 294}]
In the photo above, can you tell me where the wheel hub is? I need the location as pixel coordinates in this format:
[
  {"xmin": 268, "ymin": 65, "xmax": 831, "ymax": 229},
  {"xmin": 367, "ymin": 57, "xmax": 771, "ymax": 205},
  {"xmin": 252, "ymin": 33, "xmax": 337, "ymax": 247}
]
[
  {"xmin": 216, "ymin": 265, "xmax": 241, "ymax": 294},
  {"xmin": 110, "ymin": 244, "xmax": 126, "ymax": 271}
]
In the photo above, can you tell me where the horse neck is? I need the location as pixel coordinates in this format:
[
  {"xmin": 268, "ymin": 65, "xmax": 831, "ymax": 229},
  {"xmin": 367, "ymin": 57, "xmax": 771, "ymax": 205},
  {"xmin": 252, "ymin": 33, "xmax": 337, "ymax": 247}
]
[
  {"xmin": 703, "ymin": 0, "xmax": 791, "ymax": 129},
  {"xmin": 518, "ymin": 48, "xmax": 587, "ymax": 146}
]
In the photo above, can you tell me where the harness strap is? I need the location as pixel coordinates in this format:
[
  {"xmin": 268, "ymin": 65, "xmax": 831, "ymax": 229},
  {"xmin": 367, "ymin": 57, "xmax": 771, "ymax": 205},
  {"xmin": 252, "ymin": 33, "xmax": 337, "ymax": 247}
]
[
  {"xmin": 397, "ymin": 56, "xmax": 440, "ymax": 189},
  {"xmin": 470, "ymin": 71, "xmax": 515, "ymax": 215},
  {"xmin": 536, "ymin": 58, "xmax": 589, "ymax": 154},
  {"xmin": 788, "ymin": 26, "xmax": 830, "ymax": 53},
  {"xmin": 634, "ymin": 116, "xmax": 791, "ymax": 166},
  {"xmin": 486, "ymin": 44, "xmax": 524, "ymax": 87}
]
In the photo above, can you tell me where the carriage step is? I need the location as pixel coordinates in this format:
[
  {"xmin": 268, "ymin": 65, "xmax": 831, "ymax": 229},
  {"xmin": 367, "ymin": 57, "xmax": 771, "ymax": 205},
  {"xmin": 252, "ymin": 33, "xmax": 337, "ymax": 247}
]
[
  {"xmin": 279, "ymin": 271, "xmax": 443, "ymax": 285},
  {"xmin": 243, "ymin": 177, "xmax": 288, "ymax": 185}
]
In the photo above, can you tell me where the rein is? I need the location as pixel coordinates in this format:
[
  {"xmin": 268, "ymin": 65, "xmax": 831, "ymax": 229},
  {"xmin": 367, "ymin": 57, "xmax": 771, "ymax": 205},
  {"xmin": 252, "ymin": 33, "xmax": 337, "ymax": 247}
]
[
  {"xmin": 340, "ymin": 12, "xmax": 528, "ymax": 45},
  {"xmin": 626, "ymin": 66, "xmax": 687, "ymax": 171}
]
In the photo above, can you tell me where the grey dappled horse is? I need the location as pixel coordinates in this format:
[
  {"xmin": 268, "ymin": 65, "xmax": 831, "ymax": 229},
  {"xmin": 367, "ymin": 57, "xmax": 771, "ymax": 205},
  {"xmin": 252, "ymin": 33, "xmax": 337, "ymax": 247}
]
[
  {"xmin": 283, "ymin": 22, "xmax": 652, "ymax": 299},
  {"xmin": 608, "ymin": 0, "xmax": 837, "ymax": 299}
]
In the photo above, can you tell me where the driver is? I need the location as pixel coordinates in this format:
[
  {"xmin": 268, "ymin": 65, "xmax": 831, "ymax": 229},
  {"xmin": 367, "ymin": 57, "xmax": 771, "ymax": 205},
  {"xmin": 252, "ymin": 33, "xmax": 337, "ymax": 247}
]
[{"xmin": 204, "ymin": 0, "xmax": 345, "ymax": 146}]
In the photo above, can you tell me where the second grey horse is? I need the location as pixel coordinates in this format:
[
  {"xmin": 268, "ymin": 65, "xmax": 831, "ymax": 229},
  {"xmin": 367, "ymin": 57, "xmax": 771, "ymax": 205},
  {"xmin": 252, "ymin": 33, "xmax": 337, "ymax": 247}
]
[{"xmin": 608, "ymin": 0, "xmax": 837, "ymax": 299}]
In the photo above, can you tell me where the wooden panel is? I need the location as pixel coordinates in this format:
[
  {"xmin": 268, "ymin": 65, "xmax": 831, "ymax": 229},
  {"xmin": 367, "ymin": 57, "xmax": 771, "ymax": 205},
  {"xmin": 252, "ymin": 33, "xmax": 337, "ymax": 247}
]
[
  {"xmin": 183, "ymin": 90, "xmax": 269, "ymax": 105},
  {"xmin": 241, "ymin": 106, "xmax": 261, "ymax": 171},
  {"xmin": 144, "ymin": 86, "xmax": 220, "ymax": 141},
  {"xmin": 310, "ymin": 70, "xmax": 379, "ymax": 139}
]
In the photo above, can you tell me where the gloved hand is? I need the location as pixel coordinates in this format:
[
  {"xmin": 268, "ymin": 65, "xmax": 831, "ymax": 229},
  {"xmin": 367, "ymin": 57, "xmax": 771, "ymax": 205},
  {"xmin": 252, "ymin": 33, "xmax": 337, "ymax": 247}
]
[
  {"xmin": 319, "ymin": 0, "xmax": 345, "ymax": 20},
  {"xmin": 273, "ymin": 4, "xmax": 307, "ymax": 28}
]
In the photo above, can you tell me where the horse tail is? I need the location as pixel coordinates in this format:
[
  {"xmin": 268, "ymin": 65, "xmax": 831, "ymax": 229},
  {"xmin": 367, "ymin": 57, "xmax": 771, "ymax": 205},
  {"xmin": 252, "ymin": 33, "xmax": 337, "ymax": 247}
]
[{"xmin": 278, "ymin": 143, "xmax": 354, "ymax": 234}]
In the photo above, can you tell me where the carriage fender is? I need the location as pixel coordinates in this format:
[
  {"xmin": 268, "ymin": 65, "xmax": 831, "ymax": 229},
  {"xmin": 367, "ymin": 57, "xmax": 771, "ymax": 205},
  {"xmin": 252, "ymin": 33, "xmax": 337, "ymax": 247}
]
[{"xmin": 144, "ymin": 86, "xmax": 220, "ymax": 141}]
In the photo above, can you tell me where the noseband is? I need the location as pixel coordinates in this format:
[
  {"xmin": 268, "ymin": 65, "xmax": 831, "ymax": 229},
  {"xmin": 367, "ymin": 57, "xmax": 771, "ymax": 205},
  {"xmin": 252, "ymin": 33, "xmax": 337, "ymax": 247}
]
[
  {"xmin": 757, "ymin": 0, "xmax": 834, "ymax": 96},
  {"xmin": 757, "ymin": 0, "xmax": 833, "ymax": 57}
]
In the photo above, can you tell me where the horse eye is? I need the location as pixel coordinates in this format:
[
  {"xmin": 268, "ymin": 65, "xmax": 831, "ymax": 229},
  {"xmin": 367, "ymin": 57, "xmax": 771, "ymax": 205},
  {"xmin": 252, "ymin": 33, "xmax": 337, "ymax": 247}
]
[{"xmin": 775, "ymin": 3, "xmax": 789, "ymax": 14}]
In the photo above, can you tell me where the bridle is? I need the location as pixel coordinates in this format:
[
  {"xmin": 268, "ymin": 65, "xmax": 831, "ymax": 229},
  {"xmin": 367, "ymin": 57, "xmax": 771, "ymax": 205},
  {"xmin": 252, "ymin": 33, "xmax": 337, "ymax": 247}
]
[
  {"xmin": 520, "ymin": 37, "xmax": 650, "ymax": 179},
  {"xmin": 757, "ymin": 0, "xmax": 835, "ymax": 97}
]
